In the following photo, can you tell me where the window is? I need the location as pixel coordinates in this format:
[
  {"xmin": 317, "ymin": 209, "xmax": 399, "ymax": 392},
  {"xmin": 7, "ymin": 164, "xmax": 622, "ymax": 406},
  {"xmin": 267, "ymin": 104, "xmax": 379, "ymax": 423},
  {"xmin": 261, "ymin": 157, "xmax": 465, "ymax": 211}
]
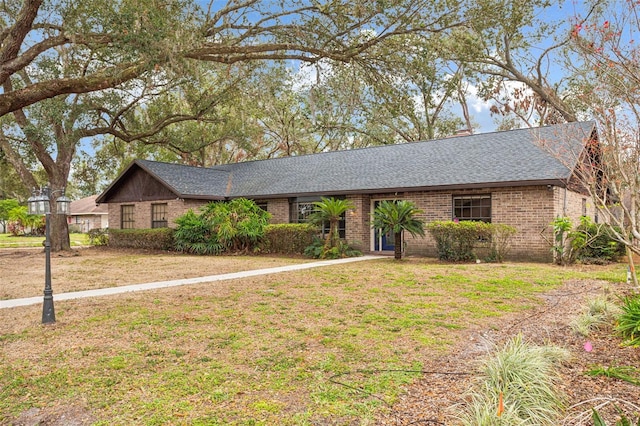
[
  {"xmin": 256, "ymin": 202, "xmax": 268, "ymax": 212},
  {"xmin": 290, "ymin": 200, "xmax": 316, "ymax": 223},
  {"xmin": 453, "ymin": 195, "xmax": 491, "ymax": 222},
  {"xmin": 582, "ymin": 198, "xmax": 587, "ymax": 217},
  {"xmin": 289, "ymin": 197, "xmax": 346, "ymax": 239},
  {"xmin": 121, "ymin": 205, "xmax": 135, "ymax": 229},
  {"xmin": 151, "ymin": 203, "xmax": 168, "ymax": 228}
]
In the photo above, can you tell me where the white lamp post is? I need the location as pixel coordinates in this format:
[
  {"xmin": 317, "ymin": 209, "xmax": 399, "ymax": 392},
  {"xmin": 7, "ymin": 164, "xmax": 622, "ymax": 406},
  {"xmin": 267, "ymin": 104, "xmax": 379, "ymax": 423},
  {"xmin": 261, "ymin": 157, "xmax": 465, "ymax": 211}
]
[{"xmin": 27, "ymin": 186, "xmax": 71, "ymax": 324}]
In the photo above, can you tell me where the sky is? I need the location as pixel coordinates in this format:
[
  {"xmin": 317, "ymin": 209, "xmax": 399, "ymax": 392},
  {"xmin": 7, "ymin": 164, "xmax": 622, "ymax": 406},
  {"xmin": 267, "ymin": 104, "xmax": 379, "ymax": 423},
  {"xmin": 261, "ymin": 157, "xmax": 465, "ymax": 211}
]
[{"xmin": 285, "ymin": 0, "xmax": 590, "ymax": 135}]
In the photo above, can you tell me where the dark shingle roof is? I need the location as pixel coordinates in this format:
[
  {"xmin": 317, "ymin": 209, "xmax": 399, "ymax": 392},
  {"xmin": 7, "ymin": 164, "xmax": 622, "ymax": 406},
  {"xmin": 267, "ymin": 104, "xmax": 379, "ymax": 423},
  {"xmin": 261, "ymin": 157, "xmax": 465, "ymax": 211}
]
[
  {"xmin": 98, "ymin": 121, "xmax": 596, "ymax": 202},
  {"xmin": 224, "ymin": 121, "xmax": 595, "ymax": 197},
  {"xmin": 135, "ymin": 160, "xmax": 230, "ymax": 198}
]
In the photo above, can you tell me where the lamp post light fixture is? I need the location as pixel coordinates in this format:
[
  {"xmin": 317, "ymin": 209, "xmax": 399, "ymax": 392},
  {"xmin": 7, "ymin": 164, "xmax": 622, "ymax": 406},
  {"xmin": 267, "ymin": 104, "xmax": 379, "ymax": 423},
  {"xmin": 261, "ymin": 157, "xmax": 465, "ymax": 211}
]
[{"xmin": 27, "ymin": 186, "xmax": 71, "ymax": 324}]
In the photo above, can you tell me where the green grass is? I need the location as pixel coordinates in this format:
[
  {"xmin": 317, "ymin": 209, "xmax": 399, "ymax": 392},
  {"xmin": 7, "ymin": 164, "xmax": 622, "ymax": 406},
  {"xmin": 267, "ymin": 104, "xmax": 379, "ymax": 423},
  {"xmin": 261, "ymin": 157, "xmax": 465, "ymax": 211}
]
[
  {"xmin": 0, "ymin": 258, "xmax": 626, "ymax": 424},
  {"xmin": 0, "ymin": 232, "xmax": 89, "ymax": 247},
  {"xmin": 587, "ymin": 365, "xmax": 640, "ymax": 386}
]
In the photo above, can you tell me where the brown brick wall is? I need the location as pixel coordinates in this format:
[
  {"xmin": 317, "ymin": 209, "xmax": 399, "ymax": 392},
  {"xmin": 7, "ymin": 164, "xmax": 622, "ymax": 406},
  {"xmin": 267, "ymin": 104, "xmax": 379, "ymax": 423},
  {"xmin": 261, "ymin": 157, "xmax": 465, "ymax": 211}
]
[
  {"xmin": 345, "ymin": 194, "xmax": 370, "ymax": 251},
  {"xmin": 108, "ymin": 199, "xmax": 206, "ymax": 229},
  {"xmin": 559, "ymin": 187, "xmax": 596, "ymax": 224},
  {"xmin": 107, "ymin": 186, "xmax": 590, "ymax": 262},
  {"xmin": 263, "ymin": 198, "xmax": 289, "ymax": 224},
  {"xmin": 492, "ymin": 186, "xmax": 555, "ymax": 260},
  {"xmin": 353, "ymin": 186, "xmax": 589, "ymax": 262}
]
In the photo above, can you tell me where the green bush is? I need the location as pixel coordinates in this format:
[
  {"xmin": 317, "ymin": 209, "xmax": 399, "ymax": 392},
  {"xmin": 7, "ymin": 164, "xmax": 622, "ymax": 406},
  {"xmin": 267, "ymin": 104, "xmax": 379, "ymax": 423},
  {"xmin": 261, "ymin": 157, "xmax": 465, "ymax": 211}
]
[
  {"xmin": 173, "ymin": 199, "xmax": 271, "ymax": 255},
  {"xmin": 552, "ymin": 216, "xmax": 574, "ymax": 265},
  {"xmin": 572, "ymin": 216, "xmax": 625, "ymax": 263},
  {"xmin": 426, "ymin": 220, "xmax": 493, "ymax": 262},
  {"xmin": 616, "ymin": 294, "xmax": 640, "ymax": 347},
  {"xmin": 173, "ymin": 209, "xmax": 224, "ymax": 255},
  {"xmin": 303, "ymin": 236, "xmax": 362, "ymax": 259},
  {"xmin": 88, "ymin": 228, "xmax": 109, "ymax": 246},
  {"xmin": 108, "ymin": 228, "xmax": 174, "ymax": 250},
  {"xmin": 260, "ymin": 223, "xmax": 317, "ymax": 254}
]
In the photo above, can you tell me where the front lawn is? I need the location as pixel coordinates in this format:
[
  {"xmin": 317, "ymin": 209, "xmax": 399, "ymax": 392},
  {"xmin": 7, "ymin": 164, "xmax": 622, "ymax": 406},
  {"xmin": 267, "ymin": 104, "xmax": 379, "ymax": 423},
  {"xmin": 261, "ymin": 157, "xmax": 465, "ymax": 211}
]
[
  {"xmin": 0, "ymin": 232, "xmax": 89, "ymax": 248},
  {"xmin": 0, "ymin": 254, "xmax": 626, "ymax": 425}
]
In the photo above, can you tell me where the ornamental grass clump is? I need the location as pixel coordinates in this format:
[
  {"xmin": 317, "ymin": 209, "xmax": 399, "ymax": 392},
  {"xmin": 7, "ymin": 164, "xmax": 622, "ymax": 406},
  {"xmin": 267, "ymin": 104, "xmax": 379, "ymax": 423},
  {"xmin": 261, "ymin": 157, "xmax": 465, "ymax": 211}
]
[
  {"xmin": 616, "ymin": 293, "xmax": 640, "ymax": 347},
  {"xmin": 570, "ymin": 296, "xmax": 622, "ymax": 337},
  {"xmin": 457, "ymin": 335, "xmax": 569, "ymax": 425}
]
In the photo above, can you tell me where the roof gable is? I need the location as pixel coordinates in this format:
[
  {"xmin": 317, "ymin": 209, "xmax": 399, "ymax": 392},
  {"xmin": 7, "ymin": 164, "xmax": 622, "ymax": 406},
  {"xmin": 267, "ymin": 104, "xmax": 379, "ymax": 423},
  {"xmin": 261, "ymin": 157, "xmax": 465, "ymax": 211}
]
[
  {"xmin": 98, "ymin": 165, "xmax": 177, "ymax": 203},
  {"xmin": 97, "ymin": 160, "xmax": 232, "ymax": 204}
]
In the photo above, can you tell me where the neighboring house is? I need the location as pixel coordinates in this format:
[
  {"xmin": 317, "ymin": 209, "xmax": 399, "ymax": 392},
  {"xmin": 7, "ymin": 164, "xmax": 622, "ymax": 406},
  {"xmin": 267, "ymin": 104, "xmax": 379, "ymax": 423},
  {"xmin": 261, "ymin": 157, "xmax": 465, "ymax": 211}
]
[
  {"xmin": 96, "ymin": 121, "xmax": 600, "ymax": 261},
  {"xmin": 68, "ymin": 195, "xmax": 109, "ymax": 232}
]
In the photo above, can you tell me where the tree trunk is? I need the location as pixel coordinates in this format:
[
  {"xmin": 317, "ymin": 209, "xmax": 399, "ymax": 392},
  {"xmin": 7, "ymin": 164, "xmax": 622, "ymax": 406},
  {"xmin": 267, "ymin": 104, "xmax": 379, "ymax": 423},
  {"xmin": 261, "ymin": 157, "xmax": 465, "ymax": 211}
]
[
  {"xmin": 627, "ymin": 246, "xmax": 638, "ymax": 288},
  {"xmin": 47, "ymin": 198, "xmax": 71, "ymax": 252},
  {"xmin": 394, "ymin": 231, "xmax": 403, "ymax": 260}
]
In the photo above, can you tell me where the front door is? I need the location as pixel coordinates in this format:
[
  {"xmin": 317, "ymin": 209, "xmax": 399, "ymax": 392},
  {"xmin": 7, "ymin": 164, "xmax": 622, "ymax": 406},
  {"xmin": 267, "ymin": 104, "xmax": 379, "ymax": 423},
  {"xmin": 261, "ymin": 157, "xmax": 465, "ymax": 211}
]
[{"xmin": 372, "ymin": 200, "xmax": 395, "ymax": 252}]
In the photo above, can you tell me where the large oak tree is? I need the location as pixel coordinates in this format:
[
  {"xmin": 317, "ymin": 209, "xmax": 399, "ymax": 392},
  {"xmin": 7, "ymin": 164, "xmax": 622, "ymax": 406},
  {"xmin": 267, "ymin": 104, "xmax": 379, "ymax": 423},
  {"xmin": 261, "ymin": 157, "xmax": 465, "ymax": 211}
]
[{"xmin": 0, "ymin": 0, "xmax": 463, "ymax": 250}]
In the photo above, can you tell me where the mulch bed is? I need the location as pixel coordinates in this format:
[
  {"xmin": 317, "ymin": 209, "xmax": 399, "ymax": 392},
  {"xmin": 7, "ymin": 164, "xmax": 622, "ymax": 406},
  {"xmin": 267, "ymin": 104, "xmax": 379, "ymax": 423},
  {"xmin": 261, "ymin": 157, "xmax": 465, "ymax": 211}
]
[{"xmin": 377, "ymin": 279, "xmax": 640, "ymax": 425}]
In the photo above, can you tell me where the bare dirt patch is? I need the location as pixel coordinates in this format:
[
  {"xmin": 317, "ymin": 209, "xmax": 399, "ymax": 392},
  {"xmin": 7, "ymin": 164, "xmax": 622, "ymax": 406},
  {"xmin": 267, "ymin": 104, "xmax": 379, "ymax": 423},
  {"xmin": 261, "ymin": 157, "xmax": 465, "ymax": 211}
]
[{"xmin": 9, "ymin": 404, "xmax": 95, "ymax": 426}]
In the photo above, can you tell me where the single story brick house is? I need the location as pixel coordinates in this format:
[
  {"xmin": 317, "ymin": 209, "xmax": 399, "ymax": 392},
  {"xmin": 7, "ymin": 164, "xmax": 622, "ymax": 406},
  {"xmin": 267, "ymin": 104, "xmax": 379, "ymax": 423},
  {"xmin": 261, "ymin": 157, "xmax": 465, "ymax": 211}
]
[
  {"xmin": 96, "ymin": 121, "xmax": 600, "ymax": 261},
  {"xmin": 68, "ymin": 195, "xmax": 109, "ymax": 233}
]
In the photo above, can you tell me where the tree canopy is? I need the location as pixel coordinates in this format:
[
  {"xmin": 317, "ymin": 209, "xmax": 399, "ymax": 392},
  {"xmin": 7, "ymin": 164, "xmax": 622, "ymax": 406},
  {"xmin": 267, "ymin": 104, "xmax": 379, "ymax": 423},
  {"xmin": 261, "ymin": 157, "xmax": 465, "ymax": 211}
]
[{"xmin": 4, "ymin": 0, "xmax": 640, "ymax": 260}]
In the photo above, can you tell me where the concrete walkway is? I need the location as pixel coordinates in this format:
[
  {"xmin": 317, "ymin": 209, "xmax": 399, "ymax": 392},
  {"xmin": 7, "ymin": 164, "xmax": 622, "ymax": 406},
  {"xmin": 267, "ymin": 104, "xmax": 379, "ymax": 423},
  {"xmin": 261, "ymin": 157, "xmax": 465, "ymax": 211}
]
[{"xmin": 0, "ymin": 255, "xmax": 383, "ymax": 309}]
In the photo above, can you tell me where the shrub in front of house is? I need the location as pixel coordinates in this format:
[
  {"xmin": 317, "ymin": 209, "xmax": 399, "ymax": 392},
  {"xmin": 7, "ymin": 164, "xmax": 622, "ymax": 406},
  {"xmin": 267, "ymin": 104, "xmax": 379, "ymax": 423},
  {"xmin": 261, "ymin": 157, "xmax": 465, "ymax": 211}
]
[
  {"xmin": 303, "ymin": 236, "xmax": 362, "ymax": 259},
  {"xmin": 427, "ymin": 220, "xmax": 494, "ymax": 262},
  {"xmin": 173, "ymin": 199, "xmax": 271, "ymax": 255},
  {"xmin": 109, "ymin": 228, "xmax": 174, "ymax": 250},
  {"xmin": 488, "ymin": 223, "xmax": 517, "ymax": 262},
  {"xmin": 174, "ymin": 210, "xmax": 224, "ymax": 255},
  {"xmin": 571, "ymin": 216, "xmax": 626, "ymax": 264},
  {"xmin": 260, "ymin": 223, "xmax": 317, "ymax": 254},
  {"xmin": 88, "ymin": 228, "xmax": 109, "ymax": 246}
]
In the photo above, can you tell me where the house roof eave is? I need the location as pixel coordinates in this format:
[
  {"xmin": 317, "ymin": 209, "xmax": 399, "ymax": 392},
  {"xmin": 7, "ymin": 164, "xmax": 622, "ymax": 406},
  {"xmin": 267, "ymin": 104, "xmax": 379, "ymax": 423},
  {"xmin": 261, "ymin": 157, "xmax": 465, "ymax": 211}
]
[{"xmin": 230, "ymin": 179, "xmax": 569, "ymax": 200}]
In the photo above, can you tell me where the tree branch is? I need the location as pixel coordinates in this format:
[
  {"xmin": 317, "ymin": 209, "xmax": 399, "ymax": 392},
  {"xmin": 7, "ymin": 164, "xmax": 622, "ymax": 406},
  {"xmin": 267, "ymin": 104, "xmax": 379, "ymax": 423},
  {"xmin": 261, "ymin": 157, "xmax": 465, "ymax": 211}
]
[{"xmin": 0, "ymin": 62, "xmax": 147, "ymax": 117}]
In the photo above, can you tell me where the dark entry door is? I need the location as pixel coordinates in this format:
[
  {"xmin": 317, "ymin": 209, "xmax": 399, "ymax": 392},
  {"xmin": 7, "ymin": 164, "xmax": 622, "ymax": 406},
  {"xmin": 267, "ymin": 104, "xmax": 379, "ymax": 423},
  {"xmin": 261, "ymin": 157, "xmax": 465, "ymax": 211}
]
[{"xmin": 373, "ymin": 200, "xmax": 395, "ymax": 251}]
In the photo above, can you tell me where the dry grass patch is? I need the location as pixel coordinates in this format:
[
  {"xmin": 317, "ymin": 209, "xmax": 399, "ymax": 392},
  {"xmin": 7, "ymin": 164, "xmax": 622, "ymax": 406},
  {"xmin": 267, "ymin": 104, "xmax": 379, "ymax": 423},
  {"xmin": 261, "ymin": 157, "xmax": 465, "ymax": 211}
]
[
  {"xmin": 0, "ymin": 247, "xmax": 311, "ymax": 299},
  {"xmin": 0, "ymin": 252, "xmax": 625, "ymax": 425}
]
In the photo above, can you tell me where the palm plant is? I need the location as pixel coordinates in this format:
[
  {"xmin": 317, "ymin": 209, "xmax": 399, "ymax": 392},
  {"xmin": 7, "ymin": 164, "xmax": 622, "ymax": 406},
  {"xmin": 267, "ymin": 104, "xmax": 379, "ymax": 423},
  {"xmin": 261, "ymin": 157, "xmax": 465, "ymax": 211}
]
[
  {"xmin": 309, "ymin": 197, "xmax": 354, "ymax": 251},
  {"xmin": 372, "ymin": 200, "xmax": 425, "ymax": 260}
]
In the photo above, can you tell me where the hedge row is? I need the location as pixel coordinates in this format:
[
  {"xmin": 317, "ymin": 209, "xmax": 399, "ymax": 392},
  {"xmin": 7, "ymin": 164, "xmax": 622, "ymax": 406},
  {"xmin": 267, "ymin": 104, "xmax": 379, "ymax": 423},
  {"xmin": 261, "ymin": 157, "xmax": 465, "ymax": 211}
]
[
  {"xmin": 426, "ymin": 220, "xmax": 516, "ymax": 262},
  {"xmin": 108, "ymin": 228, "xmax": 175, "ymax": 250},
  {"xmin": 106, "ymin": 224, "xmax": 317, "ymax": 254},
  {"xmin": 260, "ymin": 223, "xmax": 317, "ymax": 254}
]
